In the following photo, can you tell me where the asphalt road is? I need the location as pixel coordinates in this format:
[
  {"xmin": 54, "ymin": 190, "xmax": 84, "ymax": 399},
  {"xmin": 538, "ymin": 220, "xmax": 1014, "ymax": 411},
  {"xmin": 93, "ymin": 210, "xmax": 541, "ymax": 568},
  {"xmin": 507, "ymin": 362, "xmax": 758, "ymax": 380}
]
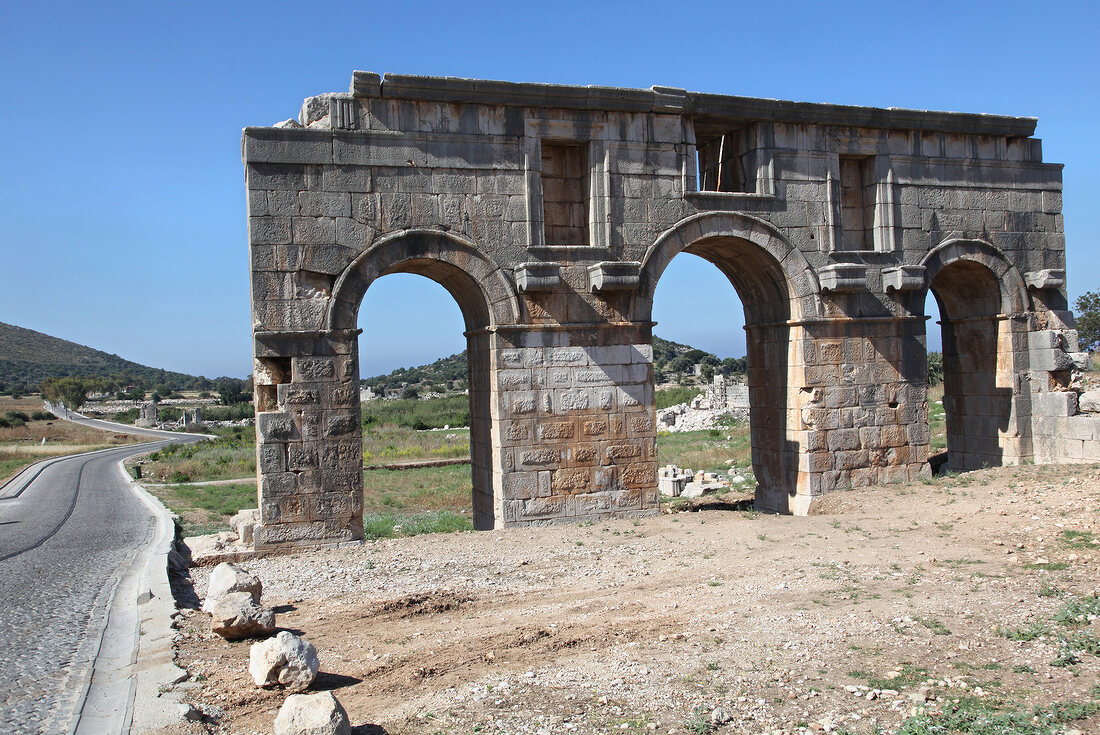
[{"xmin": 0, "ymin": 417, "xmax": 204, "ymax": 733}]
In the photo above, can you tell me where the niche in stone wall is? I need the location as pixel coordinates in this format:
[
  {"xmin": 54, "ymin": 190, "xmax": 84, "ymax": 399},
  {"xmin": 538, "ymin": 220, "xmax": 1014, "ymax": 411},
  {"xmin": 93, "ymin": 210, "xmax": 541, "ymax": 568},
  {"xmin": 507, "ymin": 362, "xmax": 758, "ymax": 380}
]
[
  {"xmin": 838, "ymin": 156, "xmax": 875, "ymax": 251},
  {"xmin": 829, "ymin": 154, "xmax": 898, "ymax": 253},
  {"xmin": 540, "ymin": 141, "xmax": 590, "ymax": 246}
]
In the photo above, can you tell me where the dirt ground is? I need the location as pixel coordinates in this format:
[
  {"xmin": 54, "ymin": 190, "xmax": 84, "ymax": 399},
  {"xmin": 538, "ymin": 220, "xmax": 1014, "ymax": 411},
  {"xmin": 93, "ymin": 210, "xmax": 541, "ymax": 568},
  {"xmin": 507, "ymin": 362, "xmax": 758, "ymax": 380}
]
[{"xmin": 161, "ymin": 462, "xmax": 1100, "ymax": 735}]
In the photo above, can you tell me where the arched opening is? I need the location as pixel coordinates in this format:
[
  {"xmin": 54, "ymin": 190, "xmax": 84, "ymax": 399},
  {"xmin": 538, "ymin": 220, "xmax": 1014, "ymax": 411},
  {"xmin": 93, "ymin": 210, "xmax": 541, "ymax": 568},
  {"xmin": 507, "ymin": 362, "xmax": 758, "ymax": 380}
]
[
  {"xmin": 925, "ymin": 258, "xmax": 1016, "ymax": 471},
  {"xmin": 641, "ymin": 215, "xmax": 807, "ymax": 511},
  {"xmin": 328, "ymin": 231, "xmax": 520, "ymax": 530},
  {"xmin": 357, "ymin": 273, "xmax": 477, "ymax": 531},
  {"xmin": 651, "ymin": 253, "xmax": 754, "ymax": 496}
]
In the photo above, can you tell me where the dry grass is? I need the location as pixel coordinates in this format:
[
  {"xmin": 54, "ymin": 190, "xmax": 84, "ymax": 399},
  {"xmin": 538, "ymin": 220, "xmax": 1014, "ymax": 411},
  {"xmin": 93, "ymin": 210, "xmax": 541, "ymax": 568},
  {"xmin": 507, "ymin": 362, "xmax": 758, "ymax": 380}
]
[
  {"xmin": 362, "ymin": 425, "xmax": 470, "ymax": 464},
  {"xmin": 0, "ymin": 394, "xmax": 145, "ymax": 484}
]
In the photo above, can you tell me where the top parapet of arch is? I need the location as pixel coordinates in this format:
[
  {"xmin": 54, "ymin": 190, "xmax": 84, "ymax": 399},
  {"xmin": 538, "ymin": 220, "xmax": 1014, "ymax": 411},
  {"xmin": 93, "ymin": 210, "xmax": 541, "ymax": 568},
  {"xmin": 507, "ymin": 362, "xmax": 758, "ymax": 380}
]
[{"xmin": 271, "ymin": 70, "xmax": 1037, "ymax": 138}]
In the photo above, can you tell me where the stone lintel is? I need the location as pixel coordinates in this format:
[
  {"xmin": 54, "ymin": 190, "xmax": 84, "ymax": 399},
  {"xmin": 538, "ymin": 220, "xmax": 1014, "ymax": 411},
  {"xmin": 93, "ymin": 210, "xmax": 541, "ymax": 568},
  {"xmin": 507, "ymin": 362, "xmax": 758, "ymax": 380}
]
[
  {"xmin": 882, "ymin": 265, "xmax": 927, "ymax": 293},
  {"xmin": 818, "ymin": 264, "xmax": 868, "ymax": 293},
  {"xmin": 588, "ymin": 262, "xmax": 641, "ymax": 293},
  {"xmin": 514, "ymin": 262, "xmax": 561, "ymax": 292}
]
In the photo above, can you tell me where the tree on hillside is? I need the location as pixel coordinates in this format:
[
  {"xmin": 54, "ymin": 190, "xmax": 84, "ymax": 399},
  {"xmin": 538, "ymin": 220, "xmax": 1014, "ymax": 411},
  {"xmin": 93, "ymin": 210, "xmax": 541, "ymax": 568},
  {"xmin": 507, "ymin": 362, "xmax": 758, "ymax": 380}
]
[
  {"xmin": 215, "ymin": 377, "xmax": 250, "ymax": 405},
  {"xmin": 1075, "ymin": 290, "xmax": 1100, "ymax": 352},
  {"xmin": 40, "ymin": 376, "xmax": 90, "ymax": 411}
]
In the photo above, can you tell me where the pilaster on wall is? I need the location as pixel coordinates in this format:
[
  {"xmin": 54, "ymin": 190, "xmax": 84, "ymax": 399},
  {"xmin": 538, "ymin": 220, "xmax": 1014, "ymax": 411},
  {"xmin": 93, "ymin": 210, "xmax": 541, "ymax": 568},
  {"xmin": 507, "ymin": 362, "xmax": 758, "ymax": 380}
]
[{"xmin": 252, "ymin": 331, "xmax": 364, "ymax": 551}]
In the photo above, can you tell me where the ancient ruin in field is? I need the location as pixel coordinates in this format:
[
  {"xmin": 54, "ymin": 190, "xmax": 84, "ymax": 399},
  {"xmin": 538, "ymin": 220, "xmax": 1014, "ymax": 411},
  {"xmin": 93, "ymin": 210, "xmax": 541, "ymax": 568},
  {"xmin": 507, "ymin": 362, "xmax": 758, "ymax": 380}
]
[{"xmin": 244, "ymin": 71, "xmax": 1095, "ymax": 551}]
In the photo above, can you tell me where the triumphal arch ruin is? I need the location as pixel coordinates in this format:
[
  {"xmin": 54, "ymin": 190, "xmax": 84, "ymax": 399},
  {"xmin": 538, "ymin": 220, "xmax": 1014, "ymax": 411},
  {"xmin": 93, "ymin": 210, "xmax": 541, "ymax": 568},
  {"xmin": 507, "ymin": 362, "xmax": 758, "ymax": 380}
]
[{"xmin": 244, "ymin": 71, "xmax": 1094, "ymax": 551}]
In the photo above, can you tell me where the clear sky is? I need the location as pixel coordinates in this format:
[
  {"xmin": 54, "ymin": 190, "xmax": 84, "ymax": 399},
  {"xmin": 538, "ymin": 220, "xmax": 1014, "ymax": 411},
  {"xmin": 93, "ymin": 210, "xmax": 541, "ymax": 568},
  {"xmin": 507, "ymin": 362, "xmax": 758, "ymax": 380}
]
[{"xmin": 2, "ymin": 1, "xmax": 1096, "ymax": 379}]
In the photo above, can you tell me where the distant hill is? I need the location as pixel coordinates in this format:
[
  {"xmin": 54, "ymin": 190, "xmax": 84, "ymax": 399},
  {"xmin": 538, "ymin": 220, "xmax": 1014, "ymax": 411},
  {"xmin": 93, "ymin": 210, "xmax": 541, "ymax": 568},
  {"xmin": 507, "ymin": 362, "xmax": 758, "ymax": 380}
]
[
  {"xmin": 362, "ymin": 335, "xmax": 745, "ymax": 392},
  {"xmin": 0, "ymin": 321, "xmax": 200, "ymax": 393}
]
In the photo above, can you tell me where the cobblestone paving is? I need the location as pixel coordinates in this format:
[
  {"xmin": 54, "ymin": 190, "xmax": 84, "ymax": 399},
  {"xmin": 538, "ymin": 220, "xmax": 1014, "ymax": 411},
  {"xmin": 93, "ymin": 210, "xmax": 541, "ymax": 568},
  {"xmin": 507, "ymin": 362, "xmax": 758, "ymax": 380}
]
[{"xmin": 0, "ymin": 446, "xmax": 157, "ymax": 733}]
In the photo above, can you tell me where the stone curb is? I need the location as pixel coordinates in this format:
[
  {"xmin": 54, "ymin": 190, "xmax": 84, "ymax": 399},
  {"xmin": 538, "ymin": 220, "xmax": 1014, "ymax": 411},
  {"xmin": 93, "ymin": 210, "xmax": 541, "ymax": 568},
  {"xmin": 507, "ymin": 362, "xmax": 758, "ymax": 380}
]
[
  {"xmin": 117, "ymin": 459, "xmax": 192, "ymax": 734},
  {"xmin": 66, "ymin": 456, "xmax": 191, "ymax": 734}
]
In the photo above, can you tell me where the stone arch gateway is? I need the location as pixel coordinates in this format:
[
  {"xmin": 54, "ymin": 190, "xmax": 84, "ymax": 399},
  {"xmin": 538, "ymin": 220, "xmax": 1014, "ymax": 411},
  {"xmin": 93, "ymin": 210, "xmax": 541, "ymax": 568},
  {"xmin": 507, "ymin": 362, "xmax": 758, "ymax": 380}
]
[{"xmin": 244, "ymin": 72, "xmax": 1093, "ymax": 552}]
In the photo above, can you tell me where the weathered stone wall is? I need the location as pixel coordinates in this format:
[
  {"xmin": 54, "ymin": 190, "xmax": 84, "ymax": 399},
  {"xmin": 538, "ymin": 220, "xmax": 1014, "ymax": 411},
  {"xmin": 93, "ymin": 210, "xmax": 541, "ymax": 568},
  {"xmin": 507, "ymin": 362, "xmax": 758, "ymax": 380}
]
[{"xmin": 244, "ymin": 72, "xmax": 1085, "ymax": 551}]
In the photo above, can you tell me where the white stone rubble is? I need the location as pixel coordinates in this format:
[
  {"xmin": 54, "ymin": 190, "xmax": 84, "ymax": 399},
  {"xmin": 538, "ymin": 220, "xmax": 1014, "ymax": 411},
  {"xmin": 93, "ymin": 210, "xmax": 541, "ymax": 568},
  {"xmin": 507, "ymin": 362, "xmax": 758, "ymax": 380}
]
[
  {"xmin": 250, "ymin": 631, "xmax": 320, "ymax": 691},
  {"xmin": 274, "ymin": 691, "xmax": 351, "ymax": 735}
]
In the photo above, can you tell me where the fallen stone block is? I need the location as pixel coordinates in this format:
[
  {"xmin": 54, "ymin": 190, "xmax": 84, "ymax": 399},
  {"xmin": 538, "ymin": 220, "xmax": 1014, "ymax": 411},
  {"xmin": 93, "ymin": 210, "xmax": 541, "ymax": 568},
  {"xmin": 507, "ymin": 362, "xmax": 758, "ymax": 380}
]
[
  {"xmin": 230, "ymin": 508, "xmax": 261, "ymax": 545},
  {"xmin": 208, "ymin": 591, "xmax": 275, "ymax": 640},
  {"xmin": 274, "ymin": 691, "xmax": 351, "ymax": 735},
  {"xmin": 250, "ymin": 631, "xmax": 320, "ymax": 691},
  {"xmin": 1079, "ymin": 390, "xmax": 1100, "ymax": 413},
  {"xmin": 203, "ymin": 562, "xmax": 262, "ymax": 613}
]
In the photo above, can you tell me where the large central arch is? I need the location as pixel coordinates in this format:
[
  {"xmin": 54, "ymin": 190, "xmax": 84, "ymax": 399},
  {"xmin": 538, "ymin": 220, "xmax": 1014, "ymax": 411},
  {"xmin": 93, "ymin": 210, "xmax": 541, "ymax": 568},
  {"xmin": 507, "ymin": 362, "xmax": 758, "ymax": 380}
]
[{"xmin": 638, "ymin": 213, "xmax": 821, "ymax": 513}]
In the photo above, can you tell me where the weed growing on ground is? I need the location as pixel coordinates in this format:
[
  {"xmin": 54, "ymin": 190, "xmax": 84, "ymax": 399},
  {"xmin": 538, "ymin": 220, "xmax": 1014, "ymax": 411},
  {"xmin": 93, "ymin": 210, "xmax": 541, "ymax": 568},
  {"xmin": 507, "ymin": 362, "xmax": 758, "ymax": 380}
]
[
  {"xmin": 683, "ymin": 706, "xmax": 715, "ymax": 735},
  {"xmin": 895, "ymin": 696, "xmax": 1099, "ymax": 734},
  {"xmin": 916, "ymin": 616, "xmax": 952, "ymax": 635},
  {"xmin": 1053, "ymin": 594, "xmax": 1100, "ymax": 626},
  {"xmin": 997, "ymin": 621, "xmax": 1049, "ymax": 641}
]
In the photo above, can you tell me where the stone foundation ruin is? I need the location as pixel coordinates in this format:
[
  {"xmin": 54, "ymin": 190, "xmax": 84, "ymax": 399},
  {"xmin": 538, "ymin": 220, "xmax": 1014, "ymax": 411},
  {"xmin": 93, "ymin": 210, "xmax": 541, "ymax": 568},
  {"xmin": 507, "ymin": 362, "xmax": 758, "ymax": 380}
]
[{"xmin": 244, "ymin": 71, "xmax": 1095, "ymax": 551}]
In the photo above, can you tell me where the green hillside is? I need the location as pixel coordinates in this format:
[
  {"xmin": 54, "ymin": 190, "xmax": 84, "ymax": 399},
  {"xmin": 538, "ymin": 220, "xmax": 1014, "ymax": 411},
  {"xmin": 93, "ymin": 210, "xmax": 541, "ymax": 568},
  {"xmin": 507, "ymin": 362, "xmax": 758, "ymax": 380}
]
[
  {"xmin": 0, "ymin": 321, "xmax": 200, "ymax": 394},
  {"xmin": 362, "ymin": 335, "xmax": 746, "ymax": 393}
]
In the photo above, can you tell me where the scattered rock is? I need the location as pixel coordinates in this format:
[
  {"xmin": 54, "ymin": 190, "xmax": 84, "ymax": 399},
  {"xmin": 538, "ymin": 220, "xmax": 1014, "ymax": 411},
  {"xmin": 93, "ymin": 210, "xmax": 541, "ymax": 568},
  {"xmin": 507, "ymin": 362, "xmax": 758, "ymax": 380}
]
[
  {"xmin": 203, "ymin": 562, "xmax": 262, "ymax": 613},
  {"xmin": 910, "ymin": 685, "xmax": 935, "ymax": 703},
  {"xmin": 274, "ymin": 691, "xmax": 351, "ymax": 735},
  {"xmin": 250, "ymin": 631, "xmax": 320, "ymax": 691},
  {"xmin": 208, "ymin": 591, "xmax": 275, "ymax": 640},
  {"xmin": 709, "ymin": 707, "xmax": 732, "ymax": 725},
  {"xmin": 1078, "ymin": 390, "xmax": 1100, "ymax": 413},
  {"xmin": 230, "ymin": 509, "xmax": 261, "ymax": 546}
]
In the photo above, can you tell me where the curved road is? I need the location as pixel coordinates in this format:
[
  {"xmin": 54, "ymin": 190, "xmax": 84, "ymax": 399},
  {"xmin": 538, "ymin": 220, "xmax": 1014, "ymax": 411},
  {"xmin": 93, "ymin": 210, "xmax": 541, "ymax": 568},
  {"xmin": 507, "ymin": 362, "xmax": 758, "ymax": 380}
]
[{"xmin": 0, "ymin": 415, "xmax": 205, "ymax": 733}]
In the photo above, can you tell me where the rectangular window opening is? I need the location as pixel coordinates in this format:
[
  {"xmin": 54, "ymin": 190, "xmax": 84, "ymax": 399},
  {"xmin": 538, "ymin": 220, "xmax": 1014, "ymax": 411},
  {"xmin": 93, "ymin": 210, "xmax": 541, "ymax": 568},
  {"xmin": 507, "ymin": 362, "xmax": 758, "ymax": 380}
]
[
  {"xmin": 839, "ymin": 155, "xmax": 876, "ymax": 251},
  {"xmin": 695, "ymin": 127, "xmax": 754, "ymax": 193},
  {"xmin": 541, "ymin": 141, "xmax": 589, "ymax": 247}
]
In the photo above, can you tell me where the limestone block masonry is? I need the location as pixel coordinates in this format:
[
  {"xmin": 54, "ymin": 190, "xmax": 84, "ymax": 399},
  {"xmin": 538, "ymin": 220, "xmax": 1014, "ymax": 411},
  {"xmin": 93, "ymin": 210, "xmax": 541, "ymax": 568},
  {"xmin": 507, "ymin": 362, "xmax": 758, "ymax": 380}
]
[{"xmin": 244, "ymin": 71, "xmax": 1091, "ymax": 552}]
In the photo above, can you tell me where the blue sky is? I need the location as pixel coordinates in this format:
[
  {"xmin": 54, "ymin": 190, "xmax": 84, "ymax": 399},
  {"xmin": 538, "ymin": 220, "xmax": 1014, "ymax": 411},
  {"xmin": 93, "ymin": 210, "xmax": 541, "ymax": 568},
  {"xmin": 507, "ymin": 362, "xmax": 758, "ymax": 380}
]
[{"xmin": 1, "ymin": 1, "xmax": 1096, "ymax": 379}]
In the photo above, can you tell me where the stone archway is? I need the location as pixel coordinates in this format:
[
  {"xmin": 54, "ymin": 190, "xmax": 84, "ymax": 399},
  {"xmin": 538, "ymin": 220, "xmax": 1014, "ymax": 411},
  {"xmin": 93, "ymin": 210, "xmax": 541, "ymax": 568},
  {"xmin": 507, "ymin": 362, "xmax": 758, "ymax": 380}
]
[
  {"xmin": 327, "ymin": 229, "xmax": 520, "ymax": 531},
  {"xmin": 920, "ymin": 239, "xmax": 1032, "ymax": 470},
  {"xmin": 638, "ymin": 212, "xmax": 822, "ymax": 513},
  {"xmin": 251, "ymin": 230, "xmax": 519, "ymax": 549}
]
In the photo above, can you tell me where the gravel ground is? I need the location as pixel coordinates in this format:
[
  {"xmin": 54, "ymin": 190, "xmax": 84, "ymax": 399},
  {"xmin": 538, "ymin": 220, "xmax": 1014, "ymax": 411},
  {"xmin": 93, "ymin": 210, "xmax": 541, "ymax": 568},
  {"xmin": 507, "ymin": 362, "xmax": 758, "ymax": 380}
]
[{"xmin": 157, "ymin": 462, "xmax": 1099, "ymax": 735}]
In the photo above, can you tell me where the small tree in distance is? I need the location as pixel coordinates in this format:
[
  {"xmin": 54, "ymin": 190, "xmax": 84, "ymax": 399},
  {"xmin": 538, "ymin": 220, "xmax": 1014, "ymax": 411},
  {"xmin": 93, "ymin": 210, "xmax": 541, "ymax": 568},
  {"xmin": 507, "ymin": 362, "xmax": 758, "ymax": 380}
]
[
  {"xmin": 1074, "ymin": 290, "xmax": 1100, "ymax": 353},
  {"xmin": 40, "ymin": 376, "xmax": 90, "ymax": 411}
]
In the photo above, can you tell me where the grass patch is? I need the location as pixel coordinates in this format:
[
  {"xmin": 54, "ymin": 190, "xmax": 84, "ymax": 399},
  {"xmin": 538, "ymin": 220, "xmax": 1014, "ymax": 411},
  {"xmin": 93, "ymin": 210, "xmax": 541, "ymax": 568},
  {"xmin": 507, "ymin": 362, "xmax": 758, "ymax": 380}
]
[
  {"xmin": 362, "ymin": 425, "xmax": 469, "ymax": 464},
  {"xmin": 1060, "ymin": 529, "xmax": 1096, "ymax": 549},
  {"xmin": 655, "ymin": 386, "xmax": 704, "ymax": 410},
  {"xmin": 363, "ymin": 464, "xmax": 472, "ymax": 513},
  {"xmin": 997, "ymin": 621, "xmax": 1049, "ymax": 642},
  {"xmin": 657, "ymin": 423, "xmax": 752, "ymax": 476},
  {"xmin": 135, "ymin": 428, "xmax": 255, "ymax": 483},
  {"xmin": 916, "ymin": 616, "xmax": 952, "ymax": 635},
  {"xmin": 848, "ymin": 664, "xmax": 928, "ymax": 691},
  {"xmin": 362, "ymin": 395, "xmax": 469, "ymax": 430},
  {"xmin": 146, "ymin": 482, "xmax": 257, "ymax": 536},
  {"xmin": 896, "ymin": 696, "xmax": 1099, "ymax": 734},
  {"xmin": 1053, "ymin": 595, "xmax": 1100, "ymax": 627},
  {"xmin": 363, "ymin": 510, "xmax": 472, "ymax": 540}
]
